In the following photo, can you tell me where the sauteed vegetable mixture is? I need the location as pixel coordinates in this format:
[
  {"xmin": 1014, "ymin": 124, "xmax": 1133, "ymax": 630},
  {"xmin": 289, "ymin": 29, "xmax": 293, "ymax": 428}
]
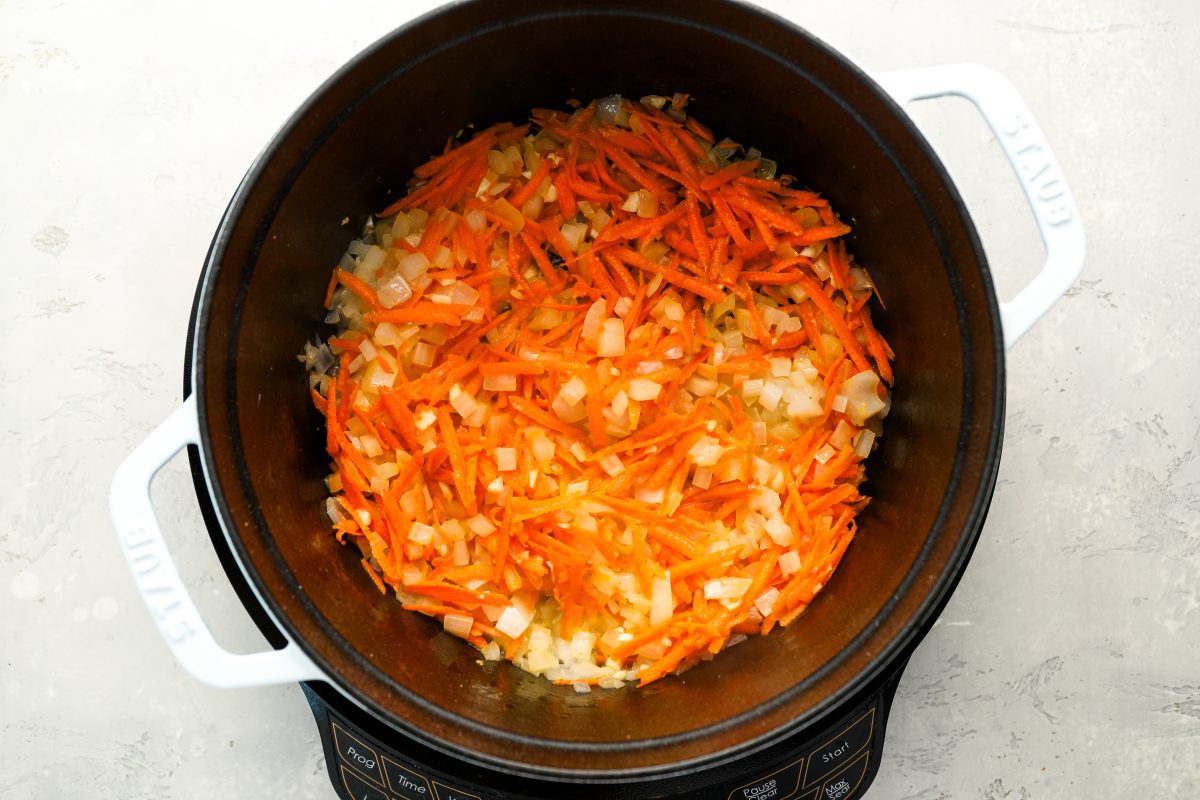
[{"xmin": 300, "ymin": 94, "xmax": 893, "ymax": 689}]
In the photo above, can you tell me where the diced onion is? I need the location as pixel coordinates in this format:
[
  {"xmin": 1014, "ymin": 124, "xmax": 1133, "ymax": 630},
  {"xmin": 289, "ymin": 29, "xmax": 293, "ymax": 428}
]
[
  {"xmin": 650, "ymin": 573, "xmax": 674, "ymax": 626},
  {"xmin": 449, "ymin": 384, "xmax": 478, "ymax": 418},
  {"xmin": 635, "ymin": 486, "xmax": 664, "ymax": 504},
  {"xmin": 490, "ymin": 197, "xmax": 525, "ymax": 231},
  {"xmin": 686, "ymin": 375, "xmax": 718, "ymax": 397},
  {"xmin": 558, "ymin": 375, "xmax": 589, "ymax": 406},
  {"xmin": 854, "ymin": 429, "xmax": 877, "ymax": 458},
  {"xmin": 754, "ymin": 587, "xmax": 781, "ymax": 617},
  {"xmin": 582, "ymin": 298, "xmax": 607, "ymax": 341},
  {"xmin": 560, "ymin": 222, "xmax": 588, "ymax": 252},
  {"xmin": 496, "ymin": 601, "xmax": 534, "ymax": 638},
  {"xmin": 408, "ymin": 522, "xmax": 435, "ymax": 545},
  {"xmin": 599, "ymin": 454, "xmax": 625, "ymax": 476},
  {"xmin": 758, "ymin": 381, "xmax": 783, "ymax": 412},
  {"xmin": 688, "ymin": 436, "xmax": 724, "ymax": 467},
  {"xmin": 628, "ymin": 379, "xmax": 662, "ymax": 401},
  {"xmin": 752, "ymin": 421, "xmax": 768, "ymax": 445},
  {"xmin": 411, "ymin": 341, "xmax": 436, "ymax": 367},
  {"xmin": 741, "ymin": 379, "xmax": 764, "ymax": 399},
  {"xmin": 552, "ymin": 393, "xmax": 587, "ymax": 423},
  {"xmin": 496, "ymin": 447, "xmax": 517, "ymax": 471},
  {"xmin": 397, "ymin": 251, "xmax": 431, "ymax": 281},
  {"xmin": 830, "ymin": 420, "xmax": 855, "ymax": 449},
  {"xmin": 483, "ymin": 373, "xmax": 517, "ymax": 392},
  {"xmin": 704, "ymin": 577, "xmax": 752, "ymax": 600},
  {"xmin": 764, "ymin": 513, "xmax": 793, "ymax": 546},
  {"xmin": 838, "ymin": 371, "xmax": 887, "ymax": 425},
  {"xmin": 376, "ymin": 271, "xmax": 412, "ymax": 309},
  {"xmin": 597, "ymin": 318, "xmax": 626, "ymax": 357},
  {"xmin": 531, "ymin": 435, "xmax": 556, "ymax": 465},
  {"xmin": 779, "ymin": 550, "xmax": 802, "ymax": 576}
]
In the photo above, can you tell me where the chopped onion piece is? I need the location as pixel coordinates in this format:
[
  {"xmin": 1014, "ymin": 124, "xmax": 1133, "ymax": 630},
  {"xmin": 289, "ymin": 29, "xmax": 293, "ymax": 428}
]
[
  {"xmin": 704, "ymin": 577, "xmax": 752, "ymax": 600},
  {"xmin": 496, "ymin": 447, "xmax": 517, "ymax": 472},
  {"xmin": 496, "ymin": 602, "xmax": 534, "ymax": 638},
  {"xmin": 779, "ymin": 550, "xmax": 802, "ymax": 576},
  {"xmin": 830, "ymin": 419, "xmax": 855, "ymax": 449},
  {"xmin": 813, "ymin": 444, "xmax": 838, "ymax": 464},
  {"xmin": 741, "ymin": 379, "xmax": 764, "ymax": 399},
  {"xmin": 613, "ymin": 297, "xmax": 633, "ymax": 318},
  {"xmin": 551, "ymin": 393, "xmax": 587, "ymax": 423},
  {"xmin": 597, "ymin": 318, "xmax": 626, "ymax": 357},
  {"xmin": 752, "ymin": 421, "xmax": 768, "ymax": 445},
  {"xmin": 650, "ymin": 573, "xmax": 674, "ymax": 626},
  {"xmin": 628, "ymin": 379, "xmax": 662, "ymax": 401},
  {"xmin": 764, "ymin": 513, "xmax": 793, "ymax": 546},
  {"xmin": 449, "ymin": 384, "xmax": 478, "ymax": 418},
  {"xmin": 467, "ymin": 514, "xmax": 497, "ymax": 535},
  {"xmin": 599, "ymin": 454, "xmax": 625, "ymax": 476},
  {"xmin": 688, "ymin": 436, "xmax": 724, "ymax": 467},
  {"xmin": 582, "ymin": 298, "xmax": 607, "ymax": 341},
  {"xmin": 558, "ymin": 375, "xmax": 588, "ymax": 406},
  {"xmin": 839, "ymin": 371, "xmax": 887, "ymax": 425},
  {"xmin": 483, "ymin": 373, "xmax": 517, "ymax": 392},
  {"xmin": 754, "ymin": 587, "xmax": 781, "ymax": 617},
  {"xmin": 411, "ymin": 341, "xmax": 436, "ymax": 367},
  {"xmin": 854, "ymin": 429, "xmax": 877, "ymax": 458},
  {"xmin": 396, "ymin": 251, "xmax": 431, "ymax": 281},
  {"xmin": 770, "ymin": 357, "xmax": 792, "ymax": 378},
  {"xmin": 686, "ymin": 375, "xmax": 718, "ymax": 397},
  {"xmin": 408, "ymin": 522, "xmax": 435, "ymax": 545},
  {"xmin": 490, "ymin": 197, "xmax": 525, "ymax": 231},
  {"xmin": 635, "ymin": 486, "xmax": 664, "ymax": 504},
  {"xmin": 531, "ymin": 434, "xmax": 556, "ymax": 465},
  {"xmin": 611, "ymin": 389, "xmax": 629, "ymax": 416},
  {"xmin": 560, "ymin": 222, "xmax": 588, "ymax": 252},
  {"xmin": 376, "ymin": 270, "xmax": 413, "ymax": 309},
  {"xmin": 758, "ymin": 381, "xmax": 783, "ymax": 412}
]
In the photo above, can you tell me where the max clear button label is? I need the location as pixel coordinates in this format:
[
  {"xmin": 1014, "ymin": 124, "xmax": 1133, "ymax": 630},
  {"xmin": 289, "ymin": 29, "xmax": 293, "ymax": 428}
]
[
  {"xmin": 819, "ymin": 751, "xmax": 870, "ymax": 800},
  {"xmin": 727, "ymin": 757, "xmax": 804, "ymax": 800}
]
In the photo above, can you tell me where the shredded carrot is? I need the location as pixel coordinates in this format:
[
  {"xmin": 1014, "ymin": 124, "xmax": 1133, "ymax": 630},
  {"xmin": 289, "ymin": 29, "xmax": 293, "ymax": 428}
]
[{"xmin": 307, "ymin": 95, "xmax": 893, "ymax": 690}]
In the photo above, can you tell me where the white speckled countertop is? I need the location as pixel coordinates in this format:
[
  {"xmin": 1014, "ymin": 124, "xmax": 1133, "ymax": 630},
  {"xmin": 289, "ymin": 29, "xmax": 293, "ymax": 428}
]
[{"xmin": 3, "ymin": 1, "xmax": 1197, "ymax": 797}]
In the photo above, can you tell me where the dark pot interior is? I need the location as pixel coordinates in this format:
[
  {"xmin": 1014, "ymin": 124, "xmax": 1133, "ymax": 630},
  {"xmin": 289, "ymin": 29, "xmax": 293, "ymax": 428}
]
[{"xmin": 192, "ymin": 0, "xmax": 1003, "ymax": 775}]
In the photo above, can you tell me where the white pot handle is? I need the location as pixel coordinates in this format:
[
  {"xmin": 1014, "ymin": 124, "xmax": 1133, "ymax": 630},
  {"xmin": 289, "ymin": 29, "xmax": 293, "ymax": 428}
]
[
  {"xmin": 874, "ymin": 63, "xmax": 1085, "ymax": 350},
  {"xmin": 110, "ymin": 395, "xmax": 325, "ymax": 688}
]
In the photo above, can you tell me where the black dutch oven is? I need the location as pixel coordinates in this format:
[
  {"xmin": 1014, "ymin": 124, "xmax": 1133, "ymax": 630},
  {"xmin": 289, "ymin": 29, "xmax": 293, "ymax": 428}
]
[{"xmin": 112, "ymin": 2, "xmax": 1083, "ymax": 798}]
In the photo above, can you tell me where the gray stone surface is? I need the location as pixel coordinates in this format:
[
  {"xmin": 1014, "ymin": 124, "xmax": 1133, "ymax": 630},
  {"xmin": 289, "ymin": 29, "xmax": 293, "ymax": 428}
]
[{"xmin": 2, "ymin": 1, "xmax": 1197, "ymax": 797}]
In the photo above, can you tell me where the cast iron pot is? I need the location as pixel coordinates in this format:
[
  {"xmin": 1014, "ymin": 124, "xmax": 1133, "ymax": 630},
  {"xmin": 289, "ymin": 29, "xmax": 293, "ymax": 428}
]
[{"xmin": 112, "ymin": 0, "xmax": 1083, "ymax": 796}]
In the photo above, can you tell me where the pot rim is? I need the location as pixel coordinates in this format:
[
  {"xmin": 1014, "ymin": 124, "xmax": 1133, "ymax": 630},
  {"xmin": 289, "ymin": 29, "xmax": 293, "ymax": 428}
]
[{"xmin": 186, "ymin": 0, "xmax": 1006, "ymax": 778}]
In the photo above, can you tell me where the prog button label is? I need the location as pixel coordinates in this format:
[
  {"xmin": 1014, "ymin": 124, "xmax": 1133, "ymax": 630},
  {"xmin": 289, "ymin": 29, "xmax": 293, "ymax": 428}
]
[{"xmin": 332, "ymin": 722, "xmax": 385, "ymax": 787}]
